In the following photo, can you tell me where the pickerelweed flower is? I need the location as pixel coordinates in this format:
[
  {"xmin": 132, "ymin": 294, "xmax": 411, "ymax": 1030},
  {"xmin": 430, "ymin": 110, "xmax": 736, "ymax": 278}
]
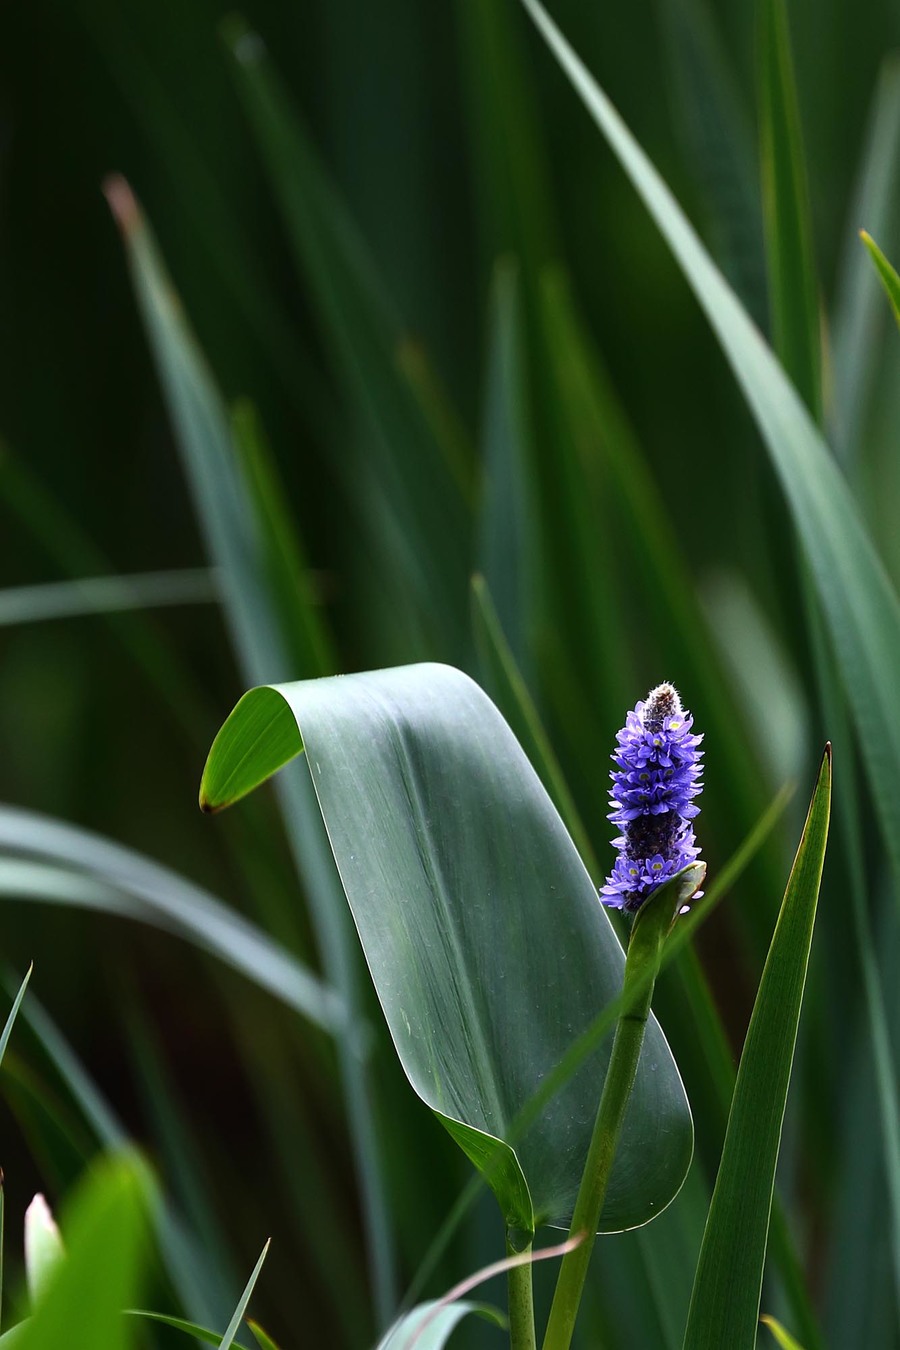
[{"xmin": 600, "ymin": 682, "xmax": 704, "ymax": 913}]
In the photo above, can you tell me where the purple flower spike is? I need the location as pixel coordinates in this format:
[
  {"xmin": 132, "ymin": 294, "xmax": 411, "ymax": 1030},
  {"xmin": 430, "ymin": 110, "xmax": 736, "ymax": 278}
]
[{"xmin": 600, "ymin": 682, "xmax": 704, "ymax": 914}]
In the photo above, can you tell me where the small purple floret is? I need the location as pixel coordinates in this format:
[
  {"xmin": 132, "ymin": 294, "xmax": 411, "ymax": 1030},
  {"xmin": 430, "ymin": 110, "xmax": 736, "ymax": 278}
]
[{"xmin": 600, "ymin": 683, "xmax": 704, "ymax": 914}]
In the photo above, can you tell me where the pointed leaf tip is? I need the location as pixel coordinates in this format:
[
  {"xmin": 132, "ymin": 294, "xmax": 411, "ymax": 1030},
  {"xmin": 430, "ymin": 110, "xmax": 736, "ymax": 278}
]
[{"xmin": 102, "ymin": 175, "xmax": 141, "ymax": 236}]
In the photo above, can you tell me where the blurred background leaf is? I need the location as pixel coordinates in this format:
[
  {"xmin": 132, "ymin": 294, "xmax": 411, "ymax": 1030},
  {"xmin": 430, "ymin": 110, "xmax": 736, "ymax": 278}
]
[{"xmin": 1, "ymin": 0, "xmax": 899, "ymax": 1343}]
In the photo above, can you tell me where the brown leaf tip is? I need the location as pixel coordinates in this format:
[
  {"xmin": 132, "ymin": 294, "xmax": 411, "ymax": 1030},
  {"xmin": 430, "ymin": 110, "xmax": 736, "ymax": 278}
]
[{"xmin": 102, "ymin": 174, "xmax": 141, "ymax": 236}]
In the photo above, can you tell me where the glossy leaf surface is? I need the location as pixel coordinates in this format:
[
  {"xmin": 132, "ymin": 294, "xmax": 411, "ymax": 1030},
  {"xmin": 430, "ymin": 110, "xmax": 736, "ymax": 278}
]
[{"xmin": 201, "ymin": 663, "xmax": 693, "ymax": 1235}]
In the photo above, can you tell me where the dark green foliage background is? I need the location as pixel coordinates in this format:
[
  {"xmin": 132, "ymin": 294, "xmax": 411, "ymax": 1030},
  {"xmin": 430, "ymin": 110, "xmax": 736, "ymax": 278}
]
[{"xmin": 0, "ymin": 0, "xmax": 899, "ymax": 1345}]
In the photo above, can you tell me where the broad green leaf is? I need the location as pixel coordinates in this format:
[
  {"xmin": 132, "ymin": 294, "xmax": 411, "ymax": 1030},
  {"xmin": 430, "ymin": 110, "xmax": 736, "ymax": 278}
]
[
  {"xmin": 17, "ymin": 1153, "xmax": 152, "ymax": 1350},
  {"xmin": 759, "ymin": 0, "xmax": 822, "ymax": 418},
  {"xmin": 23, "ymin": 1197, "xmax": 63, "ymax": 1307},
  {"xmin": 683, "ymin": 749, "xmax": 831, "ymax": 1349},
  {"xmin": 477, "ymin": 263, "xmax": 535, "ymax": 680},
  {"xmin": 861, "ymin": 231, "xmax": 900, "ymax": 329},
  {"xmin": 201, "ymin": 664, "xmax": 693, "ymax": 1235},
  {"xmin": 520, "ymin": 0, "xmax": 900, "ymax": 897},
  {"xmin": 376, "ymin": 1300, "xmax": 505, "ymax": 1350},
  {"xmin": 760, "ymin": 1316, "xmax": 806, "ymax": 1350}
]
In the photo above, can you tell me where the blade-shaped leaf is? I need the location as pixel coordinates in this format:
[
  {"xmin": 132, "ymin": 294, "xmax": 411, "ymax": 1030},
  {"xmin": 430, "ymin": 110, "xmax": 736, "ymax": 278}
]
[
  {"xmin": 0, "ymin": 965, "xmax": 32, "ymax": 1069},
  {"xmin": 682, "ymin": 748, "xmax": 831, "ymax": 1348},
  {"xmin": 520, "ymin": 0, "xmax": 900, "ymax": 896},
  {"xmin": 759, "ymin": 0, "xmax": 822, "ymax": 418},
  {"xmin": 861, "ymin": 231, "xmax": 900, "ymax": 329},
  {"xmin": 0, "ymin": 812, "xmax": 344, "ymax": 1035},
  {"xmin": 201, "ymin": 664, "xmax": 693, "ymax": 1235},
  {"xmin": 761, "ymin": 1316, "xmax": 806, "ymax": 1350},
  {"xmin": 376, "ymin": 1300, "xmax": 505, "ymax": 1350}
]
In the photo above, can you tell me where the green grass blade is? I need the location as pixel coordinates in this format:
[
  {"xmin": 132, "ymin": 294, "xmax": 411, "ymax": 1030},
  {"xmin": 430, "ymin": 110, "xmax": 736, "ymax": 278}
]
[
  {"xmin": 127, "ymin": 1311, "xmax": 239, "ymax": 1347},
  {"xmin": 682, "ymin": 749, "xmax": 831, "ymax": 1349},
  {"xmin": 477, "ymin": 263, "xmax": 536, "ymax": 679},
  {"xmin": 247, "ymin": 1323, "xmax": 281, "ymax": 1350},
  {"xmin": 830, "ymin": 58, "xmax": 900, "ymax": 461},
  {"xmin": 760, "ymin": 1315, "xmax": 806, "ymax": 1350},
  {"xmin": 0, "ymin": 966, "xmax": 32, "ymax": 1070},
  {"xmin": 0, "ymin": 444, "xmax": 210, "ymax": 741},
  {"xmin": 0, "ymin": 812, "xmax": 344, "ymax": 1034},
  {"xmin": 759, "ymin": 0, "xmax": 822, "ymax": 418},
  {"xmin": 219, "ymin": 1242, "xmax": 270, "ymax": 1350},
  {"xmin": 230, "ymin": 400, "xmax": 337, "ymax": 678},
  {"xmin": 0, "ymin": 571, "xmax": 218, "ymax": 628},
  {"xmin": 861, "ymin": 231, "xmax": 900, "ymax": 329},
  {"xmin": 105, "ymin": 180, "xmax": 397, "ymax": 1321},
  {"xmin": 220, "ymin": 20, "xmax": 471, "ymax": 653},
  {"xmin": 659, "ymin": 0, "xmax": 766, "ymax": 322},
  {"xmin": 521, "ymin": 0, "xmax": 900, "ymax": 893},
  {"xmin": 470, "ymin": 575, "xmax": 597, "ymax": 876}
]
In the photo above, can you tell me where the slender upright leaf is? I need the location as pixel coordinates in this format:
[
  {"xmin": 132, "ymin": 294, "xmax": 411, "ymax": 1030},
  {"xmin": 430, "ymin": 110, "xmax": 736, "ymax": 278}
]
[
  {"xmin": 683, "ymin": 749, "xmax": 831, "ymax": 1348},
  {"xmin": 862, "ymin": 232, "xmax": 900, "ymax": 329},
  {"xmin": 520, "ymin": 0, "xmax": 900, "ymax": 894}
]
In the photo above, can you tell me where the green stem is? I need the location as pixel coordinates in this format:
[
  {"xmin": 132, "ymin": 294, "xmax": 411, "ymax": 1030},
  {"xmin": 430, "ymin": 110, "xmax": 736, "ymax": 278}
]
[
  {"xmin": 507, "ymin": 1235, "xmax": 537, "ymax": 1350},
  {"xmin": 541, "ymin": 932, "xmax": 664, "ymax": 1350}
]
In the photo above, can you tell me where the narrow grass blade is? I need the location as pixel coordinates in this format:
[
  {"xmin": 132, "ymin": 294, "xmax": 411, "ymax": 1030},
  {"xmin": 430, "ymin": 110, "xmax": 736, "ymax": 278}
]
[
  {"xmin": 230, "ymin": 401, "xmax": 337, "ymax": 678},
  {"xmin": 220, "ymin": 21, "xmax": 471, "ymax": 651},
  {"xmin": 0, "ymin": 811, "xmax": 344, "ymax": 1035},
  {"xmin": 218, "ymin": 1242, "xmax": 270, "ymax": 1350},
  {"xmin": 683, "ymin": 749, "xmax": 831, "ymax": 1349},
  {"xmin": 760, "ymin": 1316, "xmax": 805, "ymax": 1350},
  {"xmin": 0, "ymin": 966, "xmax": 32, "ymax": 1069},
  {"xmin": 0, "ymin": 571, "xmax": 218, "ymax": 628},
  {"xmin": 759, "ymin": 0, "xmax": 822, "ymax": 418},
  {"xmin": 470, "ymin": 575, "xmax": 597, "ymax": 876},
  {"xmin": 76, "ymin": 3, "xmax": 334, "ymax": 439},
  {"xmin": 0, "ymin": 444, "xmax": 209, "ymax": 740},
  {"xmin": 521, "ymin": 0, "xmax": 900, "ymax": 894},
  {"xmin": 126, "ymin": 1312, "xmax": 238, "ymax": 1347},
  {"xmin": 659, "ymin": 0, "xmax": 766, "ymax": 322},
  {"xmin": 861, "ymin": 231, "xmax": 900, "ymax": 329},
  {"xmin": 830, "ymin": 58, "xmax": 900, "ymax": 461},
  {"xmin": 107, "ymin": 175, "xmax": 396, "ymax": 1322},
  {"xmin": 457, "ymin": 0, "xmax": 556, "ymax": 274},
  {"xmin": 247, "ymin": 1323, "xmax": 281, "ymax": 1350}
]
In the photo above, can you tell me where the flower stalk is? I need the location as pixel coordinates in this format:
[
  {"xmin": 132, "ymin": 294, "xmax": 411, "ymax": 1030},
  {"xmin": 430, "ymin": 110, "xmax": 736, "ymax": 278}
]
[
  {"xmin": 542, "ymin": 684, "xmax": 706, "ymax": 1349},
  {"xmin": 507, "ymin": 1235, "xmax": 537, "ymax": 1350},
  {"xmin": 542, "ymin": 862, "xmax": 705, "ymax": 1350}
]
